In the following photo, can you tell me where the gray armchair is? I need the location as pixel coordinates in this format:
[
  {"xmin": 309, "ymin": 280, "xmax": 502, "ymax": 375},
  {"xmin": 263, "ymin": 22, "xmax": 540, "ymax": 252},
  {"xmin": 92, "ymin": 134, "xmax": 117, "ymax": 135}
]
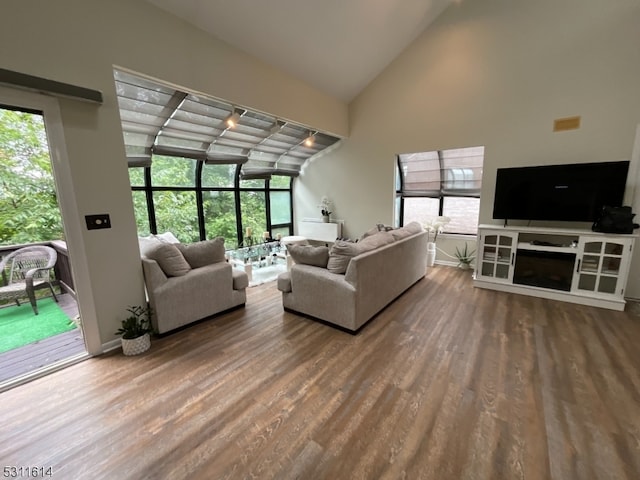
[{"xmin": 0, "ymin": 246, "xmax": 58, "ymax": 315}]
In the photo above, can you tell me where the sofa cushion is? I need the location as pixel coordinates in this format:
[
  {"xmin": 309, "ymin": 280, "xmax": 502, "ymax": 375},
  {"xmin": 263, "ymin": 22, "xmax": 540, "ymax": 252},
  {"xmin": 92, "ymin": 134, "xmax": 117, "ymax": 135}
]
[
  {"xmin": 327, "ymin": 241, "xmax": 360, "ymax": 274},
  {"xmin": 390, "ymin": 227, "xmax": 413, "ymax": 240},
  {"xmin": 360, "ymin": 225, "xmax": 380, "ymax": 240},
  {"xmin": 287, "ymin": 244, "xmax": 330, "ymax": 268},
  {"xmin": 138, "ymin": 235, "xmax": 162, "ymax": 256},
  {"xmin": 404, "ymin": 221, "xmax": 424, "ymax": 235},
  {"xmin": 360, "ymin": 223, "xmax": 395, "ymax": 241},
  {"xmin": 176, "ymin": 237, "xmax": 226, "ymax": 268},
  {"xmin": 328, "ymin": 232, "xmax": 396, "ymax": 274},
  {"xmin": 145, "ymin": 243, "xmax": 191, "ymax": 277},
  {"xmin": 154, "ymin": 231, "xmax": 181, "ymax": 244},
  {"xmin": 358, "ymin": 231, "xmax": 395, "ymax": 249}
]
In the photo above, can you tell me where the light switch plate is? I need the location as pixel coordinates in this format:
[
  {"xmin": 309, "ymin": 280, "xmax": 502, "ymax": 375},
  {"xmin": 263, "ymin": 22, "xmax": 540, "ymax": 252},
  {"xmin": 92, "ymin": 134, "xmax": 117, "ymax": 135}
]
[{"xmin": 85, "ymin": 214, "xmax": 111, "ymax": 230}]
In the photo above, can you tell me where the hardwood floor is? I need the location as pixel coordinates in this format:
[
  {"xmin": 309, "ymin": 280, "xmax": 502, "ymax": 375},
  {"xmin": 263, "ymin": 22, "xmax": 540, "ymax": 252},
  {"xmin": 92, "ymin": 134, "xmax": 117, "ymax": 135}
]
[{"xmin": 0, "ymin": 266, "xmax": 638, "ymax": 479}]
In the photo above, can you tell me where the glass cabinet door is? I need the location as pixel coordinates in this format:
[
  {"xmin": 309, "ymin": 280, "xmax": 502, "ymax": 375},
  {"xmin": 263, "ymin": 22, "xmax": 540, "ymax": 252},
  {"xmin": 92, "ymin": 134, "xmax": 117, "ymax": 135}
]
[
  {"xmin": 574, "ymin": 239, "xmax": 629, "ymax": 296},
  {"xmin": 478, "ymin": 232, "xmax": 516, "ymax": 281}
]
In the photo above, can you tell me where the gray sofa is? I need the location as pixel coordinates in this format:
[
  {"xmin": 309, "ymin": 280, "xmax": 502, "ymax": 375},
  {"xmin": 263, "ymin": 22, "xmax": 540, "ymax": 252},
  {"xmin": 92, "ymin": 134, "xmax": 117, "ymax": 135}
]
[
  {"xmin": 141, "ymin": 238, "xmax": 248, "ymax": 334},
  {"xmin": 277, "ymin": 223, "xmax": 428, "ymax": 332}
]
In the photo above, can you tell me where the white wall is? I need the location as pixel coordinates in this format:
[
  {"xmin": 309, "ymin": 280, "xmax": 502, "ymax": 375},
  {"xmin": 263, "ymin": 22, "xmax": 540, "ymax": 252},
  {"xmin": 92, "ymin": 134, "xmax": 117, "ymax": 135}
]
[
  {"xmin": 298, "ymin": 0, "xmax": 640, "ymax": 291},
  {"xmin": 0, "ymin": 0, "xmax": 348, "ymax": 347},
  {"xmin": 628, "ymin": 125, "xmax": 640, "ymax": 299}
]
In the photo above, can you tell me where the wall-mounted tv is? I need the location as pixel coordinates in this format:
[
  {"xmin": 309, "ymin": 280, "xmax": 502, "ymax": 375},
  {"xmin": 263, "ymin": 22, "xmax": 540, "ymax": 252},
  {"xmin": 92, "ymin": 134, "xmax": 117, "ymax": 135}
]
[{"xmin": 493, "ymin": 160, "xmax": 630, "ymax": 222}]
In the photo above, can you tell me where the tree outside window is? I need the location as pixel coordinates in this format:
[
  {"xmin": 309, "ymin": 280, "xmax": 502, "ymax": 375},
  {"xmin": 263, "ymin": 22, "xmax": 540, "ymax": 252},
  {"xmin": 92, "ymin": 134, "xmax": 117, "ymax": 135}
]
[
  {"xmin": 129, "ymin": 157, "xmax": 293, "ymax": 247},
  {"xmin": 0, "ymin": 108, "xmax": 63, "ymax": 245}
]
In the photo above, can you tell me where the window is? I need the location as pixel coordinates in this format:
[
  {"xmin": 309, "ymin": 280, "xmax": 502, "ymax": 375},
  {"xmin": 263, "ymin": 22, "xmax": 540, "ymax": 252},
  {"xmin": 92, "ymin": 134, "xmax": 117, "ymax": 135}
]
[
  {"xmin": 396, "ymin": 146, "xmax": 484, "ymax": 234},
  {"xmin": 115, "ymin": 69, "xmax": 340, "ymax": 248},
  {"xmin": 130, "ymin": 156, "xmax": 294, "ymax": 248},
  {"xmin": 202, "ymin": 191, "xmax": 237, "ymax": 247}
]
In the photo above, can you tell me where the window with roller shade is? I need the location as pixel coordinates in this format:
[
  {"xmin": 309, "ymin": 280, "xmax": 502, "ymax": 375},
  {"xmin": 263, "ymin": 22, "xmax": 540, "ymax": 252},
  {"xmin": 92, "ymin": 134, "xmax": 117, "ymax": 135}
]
[{"xmin": 396, "ymin": 146, "xmax": 484, "ymax": 234}]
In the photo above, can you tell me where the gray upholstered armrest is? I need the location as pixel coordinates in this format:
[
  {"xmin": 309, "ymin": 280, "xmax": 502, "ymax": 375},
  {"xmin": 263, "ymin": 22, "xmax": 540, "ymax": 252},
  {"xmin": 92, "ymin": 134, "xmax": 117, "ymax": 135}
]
[{"xmin": 141, "ymin": 257, "xmax": 168, "ymax": 289}]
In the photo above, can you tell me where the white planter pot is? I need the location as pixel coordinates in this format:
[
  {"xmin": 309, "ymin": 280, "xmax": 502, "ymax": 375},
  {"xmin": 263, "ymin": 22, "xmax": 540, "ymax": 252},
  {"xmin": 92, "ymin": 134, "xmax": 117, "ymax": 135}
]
[
  {"xmin": 121, "ymin": 333, "xmax": 151, "ymax": 356},
  {"xmin": 426, "ymin": 242, "xmax": 436, "ymax": 267},
  {"xmin": 322, "ymin": 215, "xmax": 330, "ymax": 223}
]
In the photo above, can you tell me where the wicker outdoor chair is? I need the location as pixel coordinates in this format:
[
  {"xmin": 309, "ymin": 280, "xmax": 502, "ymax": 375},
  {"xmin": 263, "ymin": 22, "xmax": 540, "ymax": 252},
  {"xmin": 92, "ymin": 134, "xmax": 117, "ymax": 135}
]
[{"xmin": 0, "ymin": 246, "xmax": 58, "ymax": 315}]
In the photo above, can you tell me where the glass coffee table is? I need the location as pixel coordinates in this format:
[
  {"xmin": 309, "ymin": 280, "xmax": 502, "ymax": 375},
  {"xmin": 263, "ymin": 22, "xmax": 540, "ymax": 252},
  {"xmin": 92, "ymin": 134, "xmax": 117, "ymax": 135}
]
[{"xmin": 227, "ymin": 241, "xmax": 287, "ymax": 283}]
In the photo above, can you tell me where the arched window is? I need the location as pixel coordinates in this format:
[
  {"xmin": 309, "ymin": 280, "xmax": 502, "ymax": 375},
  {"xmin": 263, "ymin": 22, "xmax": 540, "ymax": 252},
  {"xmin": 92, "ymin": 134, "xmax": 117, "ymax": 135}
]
[
  {"xmin": 116, "ymin": 69, "xmax": 340, "ymax": 247},
  {"xmin": 396, "ymin": 146, "xmax": 484, "ymax": 234}
]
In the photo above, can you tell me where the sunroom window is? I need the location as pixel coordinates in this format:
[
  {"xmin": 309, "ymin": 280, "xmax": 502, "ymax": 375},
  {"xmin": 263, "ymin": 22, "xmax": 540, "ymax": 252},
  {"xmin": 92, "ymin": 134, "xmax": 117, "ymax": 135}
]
[
  {"xmin": 114, "ymin": 69, "xmax": 341, "ymax": 246},
  {"xmin": 396, "ymin": 146, "xmax": 484, "ymax": 235}
]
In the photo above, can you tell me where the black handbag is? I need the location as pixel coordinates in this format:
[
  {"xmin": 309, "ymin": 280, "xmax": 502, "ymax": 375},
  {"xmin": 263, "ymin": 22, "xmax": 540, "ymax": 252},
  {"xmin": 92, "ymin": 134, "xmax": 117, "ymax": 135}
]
[{"xmin": 592, "ymin": 206, "xmax": 639, "ymax": 234}]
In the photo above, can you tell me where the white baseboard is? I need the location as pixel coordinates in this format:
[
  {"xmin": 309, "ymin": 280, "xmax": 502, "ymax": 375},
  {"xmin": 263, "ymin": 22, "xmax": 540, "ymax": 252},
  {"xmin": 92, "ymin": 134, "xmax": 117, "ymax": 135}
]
[{"xmin": 101, "ymin": 338, "xmax": 122, "ymax": 353}]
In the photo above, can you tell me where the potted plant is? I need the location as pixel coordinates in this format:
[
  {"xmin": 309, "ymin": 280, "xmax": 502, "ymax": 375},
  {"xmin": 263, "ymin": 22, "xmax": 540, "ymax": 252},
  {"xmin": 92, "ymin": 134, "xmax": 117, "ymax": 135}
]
[
  {"xmin": 455, "ymin": 243, "xmax": 476, "ymax": 270},
  {"xmin": 116, "ymin": 305, "xmax": 153, "ymax": 356},
  {"xmin": 318, "ymin": 196, "xmax": 333, "ymax": 222},
  {"xmin": 423, "ymin": 216, "xmax": 451, "ymax": 266}
]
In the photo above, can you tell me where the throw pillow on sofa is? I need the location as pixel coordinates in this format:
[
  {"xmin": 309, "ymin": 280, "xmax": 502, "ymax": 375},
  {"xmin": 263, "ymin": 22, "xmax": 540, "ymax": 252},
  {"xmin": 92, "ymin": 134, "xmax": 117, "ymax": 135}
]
[
  {"xmin": 327, "ymin": 240, "xmax": 361, "ymax": 274},
  {"xmin": 404, "ymin": 221, "xmax": 424, "ymax": 234},
  {"xmin": 327, "ymin": 231, "xmax": 396, "ymax": 274},
  {"xmin": 360, "ymin": 225, "xmax": 380, "ymax": 240},
  {"xmin": 145, "ymin": 243, "xmax": 192, "ymax": 277},
  {"xmin": 138, "ymin": 235, "xmax": 161, "ymax": 256},
  {"xmin": 176, "ymin": 237, "xmax": 226, "ymax": 268},
  {"xmin": 287, "ymin": 244, "xmax": 330, "ymax": 268}
]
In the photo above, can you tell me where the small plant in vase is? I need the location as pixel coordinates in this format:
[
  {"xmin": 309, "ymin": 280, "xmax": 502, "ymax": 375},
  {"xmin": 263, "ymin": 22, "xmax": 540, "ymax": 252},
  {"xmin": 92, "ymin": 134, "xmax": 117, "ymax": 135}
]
[
  {"xmin": 455, "ymin": 243, "xmax": 476, "ymax": 270},
  {"xmin": 423, "ymin": 216, "xmax": 451, "ymax": 266},
  {"xmin": 116, "ymin": 305, "xmax": 153, "ymax": 356},
  {"xmin": 318, "ymin": 196, "xmax": 333, "ymax": 222}
]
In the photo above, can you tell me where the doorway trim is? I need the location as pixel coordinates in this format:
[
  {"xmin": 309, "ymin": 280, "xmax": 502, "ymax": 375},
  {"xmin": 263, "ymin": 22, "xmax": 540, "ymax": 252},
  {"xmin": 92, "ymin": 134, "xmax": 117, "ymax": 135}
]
[{"xmin": 0, "ymin": 86, "xmax": 101, "ymax": 358}]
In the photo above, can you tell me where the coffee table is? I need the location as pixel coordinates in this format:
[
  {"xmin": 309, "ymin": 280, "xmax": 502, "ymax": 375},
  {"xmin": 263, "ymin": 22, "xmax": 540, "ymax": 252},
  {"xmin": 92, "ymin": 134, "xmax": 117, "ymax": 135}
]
[{"xmin": 227, "ymin": 241, "xmax": 285, "ymax": 282}]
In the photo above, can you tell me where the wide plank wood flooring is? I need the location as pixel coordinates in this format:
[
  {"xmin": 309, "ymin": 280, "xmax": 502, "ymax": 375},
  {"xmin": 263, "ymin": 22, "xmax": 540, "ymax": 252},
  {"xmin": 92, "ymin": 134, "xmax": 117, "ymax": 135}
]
[{"xmin": 0, "ymin": 266, "xmax": 639, "ymax": 479}]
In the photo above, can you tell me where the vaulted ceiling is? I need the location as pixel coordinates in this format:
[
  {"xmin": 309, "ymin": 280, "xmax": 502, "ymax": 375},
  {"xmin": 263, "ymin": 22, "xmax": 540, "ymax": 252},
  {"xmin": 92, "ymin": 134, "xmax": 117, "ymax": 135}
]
[{"xmin": 146, "ymin": 0, "xmax": 454, "ymax": 102}]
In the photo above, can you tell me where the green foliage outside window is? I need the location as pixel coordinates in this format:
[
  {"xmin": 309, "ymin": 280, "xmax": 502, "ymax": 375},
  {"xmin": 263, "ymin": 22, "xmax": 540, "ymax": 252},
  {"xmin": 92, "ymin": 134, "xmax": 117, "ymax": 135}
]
[
  {"xmin": 203, "ymin": 191, "xmax": 237, "ymax": 247},
  {"xmin": 153, "ymin": 191, "xmax": 200, "ymax": 243},
  {"xmin": 0, "ymin": 109, "xmax": 64, "ymax": 245},
  {"xmin": 202, "ymin": 163, "xmax": 235, "ymax": 188},
  {"xmin": 270, "ymin": 175, "xmax": 291, "ymax": 188},
  {"xmin": 240, "ymin": 191, "xmax": 267, "ymax": 246},
  {"xmin": 128, "ymin": 167, "xmax": 144, "ymax": 187},
  {"xmin": 131, "ymin": 191, "xmax": 150, "ymax": 236},
  {"xmin": 129, "ymin": 156, "xmax": 292, "ymax": 247},
  {"xmin": 151, "ymin": 156, "xmax": 196, "ymax": 187}
]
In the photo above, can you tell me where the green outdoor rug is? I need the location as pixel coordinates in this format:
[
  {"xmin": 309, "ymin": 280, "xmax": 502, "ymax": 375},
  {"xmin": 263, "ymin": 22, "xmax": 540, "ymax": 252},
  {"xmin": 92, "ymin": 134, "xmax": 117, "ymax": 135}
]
[{"xmin": 0, "ymin": 298, "xmax": 76, "ymax": 353}]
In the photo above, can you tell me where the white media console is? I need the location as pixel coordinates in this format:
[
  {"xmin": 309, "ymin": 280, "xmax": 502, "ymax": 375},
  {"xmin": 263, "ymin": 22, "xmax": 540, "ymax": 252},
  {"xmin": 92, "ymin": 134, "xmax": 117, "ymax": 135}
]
[{"xmin": 473, "ymin": 224, "xmax": 636, "ymax": 311}]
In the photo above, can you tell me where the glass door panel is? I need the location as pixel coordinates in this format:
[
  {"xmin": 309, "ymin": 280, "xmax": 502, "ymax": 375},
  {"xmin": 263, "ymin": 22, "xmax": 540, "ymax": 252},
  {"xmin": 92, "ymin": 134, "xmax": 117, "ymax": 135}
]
[
  {"xmin": 598, "ymin": 277, "xmax": 617, "ymax": 294},
  {"xmin": 478, "ymin": 231, "xmax": 516, "ymax": 282},
  {"xmin": 499, "ymin": 236, "xmax": 513, "ymax": 246},
  {"xmin": 604, "ymin": 243, "xmax": 623, "ymax": 255},
  {"xmin": 583, "ymin": 242, "xmax": 602, "ymax": 254},
  {"xmin": 601, "ymin": 257, "xmax": 621, "ymax": 275},
  {"xmin": 483, "ymin": 246, "xmax": 497, "ymax": 261},
  {"xmin": 578, "ymin": 274, "xmax": 597, "ymax": 291},
  {"xmin": 581, "ymin": 255, "xmax": 600, "ymax": 273},
  {"xmin": 574, "ymin": 237, "xmax": 628, "ymax": 298},
  {"xmin": 495, "ymin": 264, "xmax": 511, "ymax": 279},
  {"xmin": 497, "ymin": 247, "xmax": 512, "ymax": 263}
]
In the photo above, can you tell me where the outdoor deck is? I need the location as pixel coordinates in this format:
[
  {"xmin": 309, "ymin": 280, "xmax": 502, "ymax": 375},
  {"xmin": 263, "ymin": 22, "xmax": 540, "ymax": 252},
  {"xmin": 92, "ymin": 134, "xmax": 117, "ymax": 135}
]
[{"xmin": 0, "ymin": 293, "xmax": 85, "ymax": 384}]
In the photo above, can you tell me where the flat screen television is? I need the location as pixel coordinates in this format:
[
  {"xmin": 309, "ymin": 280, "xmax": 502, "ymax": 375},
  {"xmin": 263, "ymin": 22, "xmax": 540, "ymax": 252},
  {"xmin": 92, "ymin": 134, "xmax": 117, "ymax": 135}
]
[{"xmin": 493, "ymin": 160, "xmax": 630, "ymax": 222}]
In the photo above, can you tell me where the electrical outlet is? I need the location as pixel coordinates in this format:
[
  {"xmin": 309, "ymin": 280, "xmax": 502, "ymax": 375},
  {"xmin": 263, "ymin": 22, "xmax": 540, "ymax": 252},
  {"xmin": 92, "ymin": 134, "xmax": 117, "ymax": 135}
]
[{"xmin": 85, "ymin": 214, "xmax": 111, "ymax": 230}]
